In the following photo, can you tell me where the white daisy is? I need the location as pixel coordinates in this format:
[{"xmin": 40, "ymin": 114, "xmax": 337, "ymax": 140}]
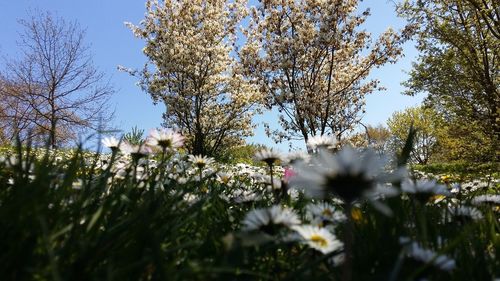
[
  {"xmin": 284, "ymin": 151, "xmax": 310, "ymax": 164},
  {"xmin": 448, "ymin": 206, "xmax": 484, "ymax": 221},
  {"xmin": 256, "ymin": 174, "xmax": 282, "ymax": 190},
  {"xmin": 306, "ymin": 202, "xmax": 347, "ymax": 224},
  {"xmin": 401, "ymin": 240, "xmax": 456, "ymax": 272},
  {"xmin": 188, "ymin": 154, "xmax": 215, "ymax": 169},
  {"xmin": 216, "ymin": 172, "xmax": 232, "ymax": 185},
  {"xmin": 230, "ymin": 189, "xmax": 261, "ymax": 203},
  {"xmin": 289, "ymin": 146, "xmax": 389, "ymax": 202},
  {"xmin": 306, "ymin": 135, "xmax": 339, "ymax": 151},
  {"xmin": 119, "ymin": 142, "xmax": 152, "ymax": 159},
  {"xmin": 450, "ymin": 183, "xmax": 462, "ymax": 194},
  {"xmin": 183, "ymin": 193, "xmax": 199, "ymax": 204},
  {"xmin": 254, "ymin": 149, "xmax": 283, "ymax": 166},
  {"xmin": 101, "ymin": 136, "xmax": 120, "ymax": 150},
  {"xmin": 401, "ymin": 179, "xmax": 451, "ymax": 199},
  {"xmin": 176, "ymin": 177, "xmax": 188, "ymax": 184},
  {"xmin": 292, "ymin": 225, "xmax": 344, "ymax": 254},
  {"xmin": 242, "ymin": 205, "xmax": 301, "ymax": 234},
  {"xmin": 471, "ymin": 194, "xmax": 500, "ymax": 205},
  {"xmin": 146, "ymin": 128, "xmax": 184, "ymax": 150}
]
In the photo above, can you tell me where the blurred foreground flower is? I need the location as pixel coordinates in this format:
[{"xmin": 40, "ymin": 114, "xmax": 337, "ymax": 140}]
[
  {"xmin": 447, "ymin": 205, "xmax": 484, "ymax": 221},
  {"xmin": 289, "ymin": 147, "xmax": 393, "ymax": 203},
  {"xmin": 119, "ymin": 142, "xmax": 152, "ymax": 160},
  {"xmin": 402, "ymin": 179, "xmax": 450, "ymax": 203},
  {"xmin": 400, "ymin": 238, "xmax": 456, "ymax": 272},
  {"xmin": 284, "ymin": 151, "xmax": 310, "ymax": 165}
]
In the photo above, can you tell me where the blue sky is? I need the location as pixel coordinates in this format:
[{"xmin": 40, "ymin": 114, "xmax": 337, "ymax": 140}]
[{"xmin": 0, "ymin": 0, "xmax": 423, "ymax": 151}]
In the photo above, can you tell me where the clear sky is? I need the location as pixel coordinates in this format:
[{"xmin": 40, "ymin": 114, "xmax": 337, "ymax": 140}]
[{"xmin": 0, "ymin": 0, "xmax": 423, "ymax": 151}]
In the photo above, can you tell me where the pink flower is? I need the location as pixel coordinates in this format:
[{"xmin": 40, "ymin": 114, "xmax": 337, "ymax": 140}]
[{"xmin": 284, "ymin": 166, "xmax": 296, "ymax": 182}]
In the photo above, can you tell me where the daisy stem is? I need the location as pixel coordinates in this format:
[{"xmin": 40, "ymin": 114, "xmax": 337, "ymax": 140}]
[
  {"xmin": 342, "ymin": 203, "xmax": 353, "ymax": 281},
  {"xmin": 269, "ymin": 164, "xmax": 278, "ymax": 203},
  {"xmin": 388, "ymin": 250, "xmax": 405, "ymax": 281},
  {"xmin": 132, "ymin": 159, "xmax": 138, "ymax": 185},
  {"xmin": 159, "ymin": 148, "xmax": 169, "ymax": 179},
  {"xmin": 417, "ymin": 204, "xmax": 428, "ymax": 243},
  {"xmin": 161, "ymin": 147, "xmax": 167, "ymax": 164},
  {"xmin": 273, "ymin": 248, "xmax": 279, "ymax": 278},
  {"xmin": 412, "ymin": 200, "xmax": 428, "ymax": 243}
]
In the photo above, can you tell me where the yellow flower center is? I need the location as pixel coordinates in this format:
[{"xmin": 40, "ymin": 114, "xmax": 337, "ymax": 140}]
[
  {"xmin": 310, "ymin": 235, "xmax": 328, "ymax": 247},
  {"xmin": 431, "ymin": 194, "xmax": 446, "ymax": 203},
  {"xmin": 321, "ymin": 209, "xmax": 333, "ymax": 217},
  {"xmin": 351, "ymin": 208, "xmax": 363, "ymax": 222}
]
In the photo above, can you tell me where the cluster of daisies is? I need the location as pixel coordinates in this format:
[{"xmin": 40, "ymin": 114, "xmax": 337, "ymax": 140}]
[
  {"xmin": 101, "ymin": 128, "xmax": 184, "ymax": 156},
  {"xmin": 239, "ymin": 203, "xmax": 346, "ymax": 257},
  {"xmin": 100, "ymin": 129, "xmax": 288, "ymax": 203},
  {"xmin": 101, "ymin": 129, "xmax": 222, "ymax": 183},
  {"xmin": 1, "ymin": 131, "xmax": 498, "ymax": 274},
  {"xmin": 412, "ymin": 169, "xmax": 499, "ymax": 196},
  {"xmin": 235, "ymin": 135, "xmax": 499, "ymax": 271}
]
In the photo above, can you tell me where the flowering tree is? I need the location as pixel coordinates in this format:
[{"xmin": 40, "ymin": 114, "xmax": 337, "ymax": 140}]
[
  {"xmin": 240, "ymin": 0, "xmax": 411, "ymax": 147},
  {"xmin": 125, "ymin": 0, "xmax": 262, "ymax": 156}
]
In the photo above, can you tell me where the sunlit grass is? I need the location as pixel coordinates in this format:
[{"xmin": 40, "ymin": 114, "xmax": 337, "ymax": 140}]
[{"xmin": 0, "ymin": 142, "xmax": 498, "ymax": 280}]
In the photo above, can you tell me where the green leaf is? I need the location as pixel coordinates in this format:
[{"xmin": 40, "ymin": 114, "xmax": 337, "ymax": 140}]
[
  {"xmin": 87, "ymin": 206, "xmax": 104, "ymax": 232},
  {"xmin": 50, "ymin": 223, "xmax": 74, "ymax": 240},
  {"xmin": 397, "ymin": 125, "xmax": 416, "ymax": 167}
]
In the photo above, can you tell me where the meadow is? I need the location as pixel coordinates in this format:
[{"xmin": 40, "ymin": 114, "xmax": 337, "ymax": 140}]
[{"xmin": 0, "ymin": 130, "xmax": 498, "ymax": 281}]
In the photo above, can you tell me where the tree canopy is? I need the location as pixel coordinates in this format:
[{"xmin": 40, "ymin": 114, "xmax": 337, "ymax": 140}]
[
  {"xmin": 125, "ymin": 0, "xmax": 262, "ymax": 157},
  {"xmin": 0, "ymin": 11, "xmax": 114, "ymax": 148},
  {"xmin": 240, "ymin": 0, "xmax": 411, "ymax": 148},
  {"xmin": 387, "ymin": 106, "xmax": 446, "ymax": 164},
  {"xmin": 398, "ymin": 0, "xmax": 499, "ymax": 161}
]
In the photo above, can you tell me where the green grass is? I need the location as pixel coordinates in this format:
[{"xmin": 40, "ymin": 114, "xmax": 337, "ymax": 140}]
[
  {"xmin": 413, "ymin": 162, "xmax": 499, "ymax": 179},
  {"xmin": 0, "ymin": 145, "xmax": 498, "ymax": 280}
]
